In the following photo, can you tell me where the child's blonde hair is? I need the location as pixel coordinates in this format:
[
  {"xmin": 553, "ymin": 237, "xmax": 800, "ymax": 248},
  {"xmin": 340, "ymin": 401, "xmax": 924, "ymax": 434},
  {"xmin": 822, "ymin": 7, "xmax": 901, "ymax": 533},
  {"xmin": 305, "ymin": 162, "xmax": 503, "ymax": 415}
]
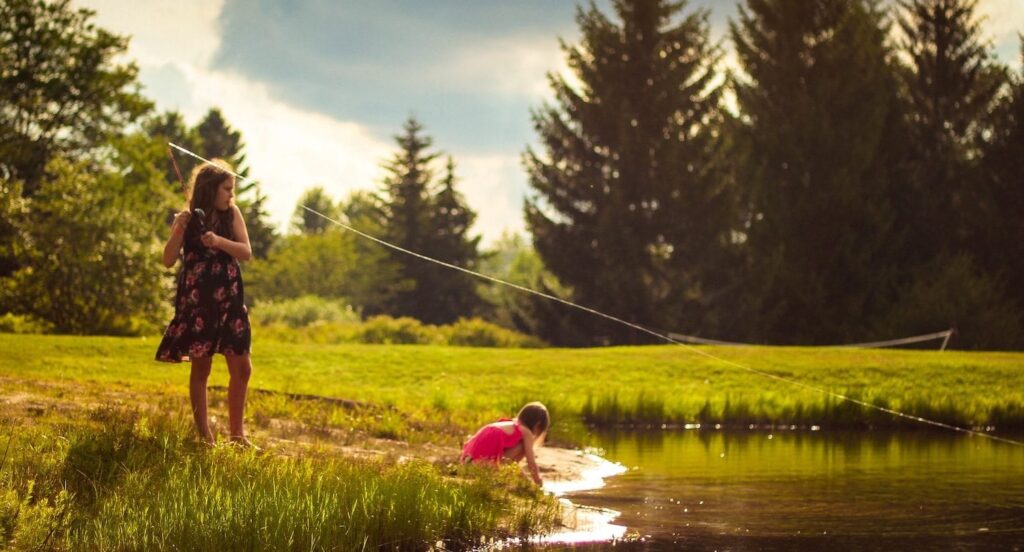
[{"xmin": 517, "ymin": 402, "xmax": 549, "ymax": 436}]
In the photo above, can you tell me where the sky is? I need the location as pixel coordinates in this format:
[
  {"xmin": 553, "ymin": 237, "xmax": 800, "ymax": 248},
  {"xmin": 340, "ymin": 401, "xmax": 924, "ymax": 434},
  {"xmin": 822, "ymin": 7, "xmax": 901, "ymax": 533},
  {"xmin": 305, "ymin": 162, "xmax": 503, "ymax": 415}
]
[{"xmin": 75, "ymin": 0, "xmax": 1024, "ymax": 245}]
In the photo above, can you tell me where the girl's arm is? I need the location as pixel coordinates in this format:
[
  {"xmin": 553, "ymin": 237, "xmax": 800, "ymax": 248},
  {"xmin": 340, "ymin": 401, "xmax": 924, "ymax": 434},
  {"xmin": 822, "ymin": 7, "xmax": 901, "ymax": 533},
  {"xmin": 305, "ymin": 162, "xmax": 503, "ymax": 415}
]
[
  {"xmin": 521, "ymin": 428, "xmax": 543, "ymax": 486},
  {"xmin": 203, "ymin": 205, "xmax": 252, "ymax": 261},
  {"xmin": 162, "ymin": 210, "xmax": 190, "ymax": 268}
]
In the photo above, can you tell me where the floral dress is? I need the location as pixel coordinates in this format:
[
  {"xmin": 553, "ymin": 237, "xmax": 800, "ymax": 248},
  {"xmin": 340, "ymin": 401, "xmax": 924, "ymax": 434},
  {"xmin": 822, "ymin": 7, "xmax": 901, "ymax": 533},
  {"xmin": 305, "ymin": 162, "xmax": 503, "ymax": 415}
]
[{"xmin": 156, "ymin": 214, "xmax": 251, "ymax": 362}]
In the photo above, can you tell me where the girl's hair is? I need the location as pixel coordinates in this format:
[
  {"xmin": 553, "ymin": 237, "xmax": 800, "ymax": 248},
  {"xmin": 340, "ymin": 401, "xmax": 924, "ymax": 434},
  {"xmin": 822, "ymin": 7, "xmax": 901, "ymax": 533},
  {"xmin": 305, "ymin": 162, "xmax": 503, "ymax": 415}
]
[
  {"xmin": 517, "ymin": 402, "xmax": 550, "ymax": 436},
  {"xmin": 188, "ymin": 159, "xmax": 235, "ymax": 230}
]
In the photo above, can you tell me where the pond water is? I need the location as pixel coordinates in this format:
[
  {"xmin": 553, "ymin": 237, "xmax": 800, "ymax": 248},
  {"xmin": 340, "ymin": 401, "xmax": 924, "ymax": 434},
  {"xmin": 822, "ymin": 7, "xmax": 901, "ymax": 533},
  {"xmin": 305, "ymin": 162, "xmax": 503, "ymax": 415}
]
[{"xmin": 543, "ymin": 429, "xmax": 1024, "ymax": 550}]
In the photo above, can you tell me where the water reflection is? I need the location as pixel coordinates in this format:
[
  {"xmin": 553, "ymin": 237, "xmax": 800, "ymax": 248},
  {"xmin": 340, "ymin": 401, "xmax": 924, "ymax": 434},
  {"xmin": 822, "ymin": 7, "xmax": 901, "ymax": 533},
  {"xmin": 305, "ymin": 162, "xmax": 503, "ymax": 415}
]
[{"xmin": 545, "ymin": 429, "xmax": 1024, "ymax": 551}]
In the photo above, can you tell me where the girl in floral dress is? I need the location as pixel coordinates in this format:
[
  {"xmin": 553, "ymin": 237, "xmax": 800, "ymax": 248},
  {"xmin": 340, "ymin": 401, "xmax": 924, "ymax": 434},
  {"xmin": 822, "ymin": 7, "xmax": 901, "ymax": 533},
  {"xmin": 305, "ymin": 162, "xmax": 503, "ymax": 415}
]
[{"xmin": 156, "ymin": 159, "xmax": 255, "ymax": 447}]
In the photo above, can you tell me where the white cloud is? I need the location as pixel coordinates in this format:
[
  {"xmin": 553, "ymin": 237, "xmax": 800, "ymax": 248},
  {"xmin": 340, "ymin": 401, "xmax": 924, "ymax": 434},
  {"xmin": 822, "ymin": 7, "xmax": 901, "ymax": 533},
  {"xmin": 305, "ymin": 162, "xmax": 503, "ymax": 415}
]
[
  {"xmin": 70, "ymin": 0, "xmax": 1023, "ymax": 249},
  {"xmin": 441, "ymin": 35, "xmax": 564, "ymax": 100},
  {"xmin": 978, "ymin": 0, "xmax": 1024, "ymax": 39},
  {"xmin": 74, "ymin": 0, "xmax": 394, "ymax": 234},
  {"xmin": 75, "ymin": 0, "xmax": 224, "ymax": 68},
  {"xmin": 75, "ymin": 0, "xmax": 533, "ymax": 245},
  {"xmin": 977, "ymin": 0, "xmax": 1024, "ymax": 68},
  {"xmin": 179, "ymin": 66, "xmax": 392, "ymax": 230},
  {"xmin": 452, "ymin": 152, "xmax": 528, "ymax": 243}
]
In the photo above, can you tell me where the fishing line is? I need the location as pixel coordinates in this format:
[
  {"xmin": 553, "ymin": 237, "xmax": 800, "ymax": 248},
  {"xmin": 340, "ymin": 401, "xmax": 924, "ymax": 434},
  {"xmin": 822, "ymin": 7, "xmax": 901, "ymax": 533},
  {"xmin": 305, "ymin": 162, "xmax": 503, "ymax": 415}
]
[{"xmin": 166, "ymin": 142, "xmax": 1024, "ymax": 447}]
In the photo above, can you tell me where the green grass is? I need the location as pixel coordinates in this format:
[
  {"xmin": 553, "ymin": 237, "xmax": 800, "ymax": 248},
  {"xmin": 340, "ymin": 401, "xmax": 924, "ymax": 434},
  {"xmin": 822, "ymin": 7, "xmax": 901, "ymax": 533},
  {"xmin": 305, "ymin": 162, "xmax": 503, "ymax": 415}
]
[
  {"xmin": 2, "ymin": 333, "xmax": 1022, "ymax": 433},
  {"xmin": 1, "ymin": 333, "xmax": 1022, "ymax": 549},
  {"xmin": 0, "ymin": 403, "xmax": 558, "ymax": 551}
]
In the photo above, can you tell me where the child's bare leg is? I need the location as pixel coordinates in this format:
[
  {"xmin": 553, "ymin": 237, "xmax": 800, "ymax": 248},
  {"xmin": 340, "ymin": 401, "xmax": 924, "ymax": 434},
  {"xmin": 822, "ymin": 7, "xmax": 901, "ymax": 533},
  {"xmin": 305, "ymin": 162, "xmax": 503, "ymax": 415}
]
[
  {"xmin": 225, "ymin": 352, "xmax": 252, "ymax": 445},
  {"xmin": 189, "ymin": 357, "xmax": 215, "ymax": 444}
]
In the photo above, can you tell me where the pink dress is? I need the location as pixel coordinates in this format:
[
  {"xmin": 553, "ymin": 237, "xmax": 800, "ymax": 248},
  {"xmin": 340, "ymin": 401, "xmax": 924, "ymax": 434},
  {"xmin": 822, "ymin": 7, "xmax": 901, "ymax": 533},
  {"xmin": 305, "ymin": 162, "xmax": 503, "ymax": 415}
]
[{"xmin": 460, "ymin": 419, "xmax": 522, "ymax": 463}]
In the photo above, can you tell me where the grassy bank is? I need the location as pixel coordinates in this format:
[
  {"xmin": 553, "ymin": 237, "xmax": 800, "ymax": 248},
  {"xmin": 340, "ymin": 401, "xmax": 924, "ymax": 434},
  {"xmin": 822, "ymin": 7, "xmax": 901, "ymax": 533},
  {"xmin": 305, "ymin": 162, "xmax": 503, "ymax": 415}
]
[
  {"xmin": 2, "ymin": 333, "xmax": 1022, "ymax": 433},
  {"xmin": 0, "ymin": 394, "xmax": 557, "ymax": 550},
  {"xmin": 1, "ymin": 333, "xmax": 1022, "ymax": 549}
]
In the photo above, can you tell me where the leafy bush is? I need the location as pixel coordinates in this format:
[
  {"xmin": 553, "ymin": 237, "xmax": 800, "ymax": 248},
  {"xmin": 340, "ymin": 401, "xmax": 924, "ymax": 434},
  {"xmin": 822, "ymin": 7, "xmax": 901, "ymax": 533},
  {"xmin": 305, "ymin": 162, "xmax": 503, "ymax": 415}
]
[
  {"xmin": 442, "ymin": 318, "xmax": 545, "ymax": 348},
  {"xmin": 247, "ymin": 299, "xmax": 545, "ymax": 347},
  {"xmin": 355, "ymin": 316, "xmax": 439, "ymax": 345},
  {"xmin": 878, "ymin": 254, "xmax": 1024, "ymax": 350},
  {"xmin": 0, "ymin": 159, "xmax": 171, "ymax": 336},
  {"xmin": 249, "ymin": 295, "xmax": 359, "ymax": 327},
  {"xmin": 0, "ymin": 313, "xmax": 53, "ymax": 334}
]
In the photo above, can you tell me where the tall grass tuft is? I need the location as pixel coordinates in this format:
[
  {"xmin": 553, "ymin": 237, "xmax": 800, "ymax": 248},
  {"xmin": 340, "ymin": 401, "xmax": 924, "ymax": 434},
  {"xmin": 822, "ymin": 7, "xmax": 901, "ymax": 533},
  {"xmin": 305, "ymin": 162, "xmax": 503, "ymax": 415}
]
[
  {"xmin": 0, "ymin": 407, "xmax": 559, "ymax": 551},
  {"xmin": 580, "ymin": 392, "xmax": 667, "ymax": 426},
  {"xmin": 578, "ymin": 391, "xmax": 1024, "ymax": 431}
]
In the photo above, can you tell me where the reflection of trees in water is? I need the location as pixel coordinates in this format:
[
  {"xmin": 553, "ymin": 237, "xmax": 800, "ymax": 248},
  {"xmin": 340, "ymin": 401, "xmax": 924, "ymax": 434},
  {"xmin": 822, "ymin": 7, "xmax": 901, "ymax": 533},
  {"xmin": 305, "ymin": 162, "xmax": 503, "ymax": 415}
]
[{"xmin": 583, "ymin": 428, "xmax": 1015, "ymax": 480}]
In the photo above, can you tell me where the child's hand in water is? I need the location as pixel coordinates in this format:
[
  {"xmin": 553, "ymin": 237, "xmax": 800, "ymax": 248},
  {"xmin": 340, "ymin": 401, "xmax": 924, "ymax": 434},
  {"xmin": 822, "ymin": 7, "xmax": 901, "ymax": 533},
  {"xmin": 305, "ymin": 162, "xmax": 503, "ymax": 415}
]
[{"xmin": 201, "ymin": 231, "xmax": 221, "ymax": 249}]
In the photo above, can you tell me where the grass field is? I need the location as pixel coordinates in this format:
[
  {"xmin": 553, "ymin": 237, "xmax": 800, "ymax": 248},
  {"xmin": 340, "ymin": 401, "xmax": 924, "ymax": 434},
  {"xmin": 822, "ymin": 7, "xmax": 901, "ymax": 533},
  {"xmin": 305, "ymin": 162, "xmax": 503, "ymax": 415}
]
[
  {"xmin": 1, "ymin": 333, "xmax": 1022, "ymax": 550},
  {"xmin": 2, "ymin": 333, "xmax": 1022, "ymax": 433}
]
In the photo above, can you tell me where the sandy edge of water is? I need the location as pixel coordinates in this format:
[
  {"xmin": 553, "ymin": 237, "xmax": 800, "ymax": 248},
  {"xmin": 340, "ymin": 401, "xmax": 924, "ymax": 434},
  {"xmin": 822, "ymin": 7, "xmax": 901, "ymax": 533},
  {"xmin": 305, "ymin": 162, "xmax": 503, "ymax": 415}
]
[{"xmin": 536, "ymin": 447, "xmax": 629, "ymax": 543}]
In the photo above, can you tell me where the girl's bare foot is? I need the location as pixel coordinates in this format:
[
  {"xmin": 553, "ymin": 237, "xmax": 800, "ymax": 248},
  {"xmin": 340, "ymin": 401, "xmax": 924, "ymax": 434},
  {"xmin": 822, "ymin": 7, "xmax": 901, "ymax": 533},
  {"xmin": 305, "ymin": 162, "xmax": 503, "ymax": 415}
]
[{"xmin": 229, "ymin": 436, "xmax": 260, "ymax": 451}]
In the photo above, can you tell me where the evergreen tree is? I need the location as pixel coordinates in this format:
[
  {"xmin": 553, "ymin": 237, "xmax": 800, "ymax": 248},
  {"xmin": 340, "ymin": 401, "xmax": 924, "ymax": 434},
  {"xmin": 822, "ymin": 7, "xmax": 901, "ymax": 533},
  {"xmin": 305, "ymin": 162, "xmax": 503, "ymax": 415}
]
[
  {"xmin": 198, "ymin": 109, "xmax": 244, "ymax": 166},
  {"xmin": 340, "ymin": 190, "xmax": 411, "ymax": 316},
  {"xmin": 425, "ymin": 157, "xmax": 486, "ymax": 322},
  {"xmin": 291, "ymin": 186, "xmax": 339, "ymax": 234},
  {"xmin": 375, "ymin": 118, "xmax": 483, "ymax": 324},
  {"xmin": 524, "ymin": 0, "xmax": 735, "ymax": 345},
  {"xmin": 895, "ymin": 0, "xmax": 1007, "ymax": 257},
  {"xmin": 376, "ymin": 118, "xmax": 435, "ymax": 321},
  {"xmin": 976, "ymin": 42, "xmax": 1024, "ymax": 313},
  {"xmin": 731, "ymin": 0, "xmax": 903, "ymax": 343},
  {"xmin": 145, "ymin": 111, "xmax": 202, "ymax": 191}
]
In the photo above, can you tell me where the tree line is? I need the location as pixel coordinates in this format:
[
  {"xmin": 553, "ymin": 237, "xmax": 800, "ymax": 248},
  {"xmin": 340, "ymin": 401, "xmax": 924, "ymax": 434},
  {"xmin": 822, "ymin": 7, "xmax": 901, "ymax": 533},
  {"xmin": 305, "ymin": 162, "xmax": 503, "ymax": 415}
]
[
  {"xmin": 1, "ymin": 0, "xmax": 1022, "ymax": 349},
  {"xmin": 523, "ymin": 0, "xmax": 1024, "ymax": 348}
]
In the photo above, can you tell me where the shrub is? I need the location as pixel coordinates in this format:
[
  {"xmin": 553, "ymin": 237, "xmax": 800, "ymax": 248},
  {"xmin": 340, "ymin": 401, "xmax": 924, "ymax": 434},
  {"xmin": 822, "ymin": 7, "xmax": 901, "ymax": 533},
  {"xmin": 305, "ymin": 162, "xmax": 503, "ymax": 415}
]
[
  {"xmin": 0, "ymin": 313, "xmax": 53, "ymax": 334},
  {"xmin": 356, "ymin": 316, "xmax": 438, "ymax": 345},
  {"xmin": 248, "ymin": 302, "xmax": 546, "ymax": 348},
  {"xmin": 249, "ymin": 295, "xmax": 359, "ymax": 327},
  {"xmin": 878, "ymin": 254, "xmax": 1024, "ymax": 350},
  {"xmin": 442, "ymin": 318, "xmax": 545, "ymax": 348}
]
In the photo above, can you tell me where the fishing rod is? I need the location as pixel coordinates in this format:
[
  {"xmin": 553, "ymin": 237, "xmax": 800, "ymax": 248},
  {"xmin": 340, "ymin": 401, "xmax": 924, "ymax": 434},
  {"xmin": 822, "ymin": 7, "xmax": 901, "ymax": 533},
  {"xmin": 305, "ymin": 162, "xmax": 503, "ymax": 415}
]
[{"xmin": 167, "ymin": 145, "xmax": 206, "ymax": 234}]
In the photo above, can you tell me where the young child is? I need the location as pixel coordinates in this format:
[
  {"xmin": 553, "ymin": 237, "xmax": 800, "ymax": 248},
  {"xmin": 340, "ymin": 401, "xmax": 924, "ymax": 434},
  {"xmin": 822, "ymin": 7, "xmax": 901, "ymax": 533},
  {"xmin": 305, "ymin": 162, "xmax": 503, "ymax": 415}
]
[
  {"xmin": 155, "ymin": 159, "xmax": 255, "ymax": 448},
  {"xmin": 460, "ymin": 402, "xmax": 549, "ymax": 486}
]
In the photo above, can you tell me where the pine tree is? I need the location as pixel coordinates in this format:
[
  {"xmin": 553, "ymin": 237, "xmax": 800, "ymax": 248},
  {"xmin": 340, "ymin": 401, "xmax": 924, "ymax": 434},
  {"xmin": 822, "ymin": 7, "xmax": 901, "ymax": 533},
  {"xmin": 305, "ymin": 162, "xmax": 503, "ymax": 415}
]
[
  {"xmin": 197, "ymin": 109, "xmax": 244, "ymax": 166},
  {"xmin": 976, "ymin": 42, "xmax": 1024, "ymax": 312},
  {"xmin": 731, "ymin": 0, "xmax": 903, "ymax": 343},
  {"xmin": 145, "ymin": 111, "xmax": 202, "ymax": 190},
  {"xmin": 376, "ymin": 118, "xmax": 441, "ymax": 322},
  {"xmin": 291, "ymin": 186, "xmax": 339, "ymax": 234},
  {"xmin": 373, "ymin": 120, "xmax": 484, "ymax": 324},
  {"xmin": 524, "ymin": 0, "xmax": 735, "ymax": 345},
  {"xmin": 425, "ymin": 157, "xmax": 486, "ymax": 322},
  {"xmin": 895, "ymin": 0, "xmax": 1007, "ymax": 257}
]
